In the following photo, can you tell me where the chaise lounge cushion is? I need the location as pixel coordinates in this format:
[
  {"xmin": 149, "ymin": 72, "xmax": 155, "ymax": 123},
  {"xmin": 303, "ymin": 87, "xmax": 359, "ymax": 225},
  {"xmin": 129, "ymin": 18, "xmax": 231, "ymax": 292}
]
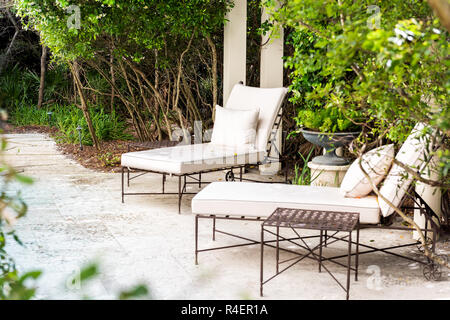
[
  {"xmin": 192, "ymin": 182, "xmax": 381, "ymax": 224},
  {"xmin": 121, "ymin": 143, "xmax": 264, "ymax": 175}
]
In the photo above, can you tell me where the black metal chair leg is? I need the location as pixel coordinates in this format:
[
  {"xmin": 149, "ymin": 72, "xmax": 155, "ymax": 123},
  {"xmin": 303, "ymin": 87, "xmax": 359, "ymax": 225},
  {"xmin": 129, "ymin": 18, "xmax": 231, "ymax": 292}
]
[
  {"xmin": 121, "ymin": 167, "xmax": 125, "ymax": 203},
  {"xmin": 212, "ymin": 216, "xmax": 216, "ymax": 241},
  {"xmin": 195, "ymin": 214, "xmax": 199, "ymax": 265},
  {"xmin": 178, "ymin": 176, "xmax": 182, "ymax": 214}
]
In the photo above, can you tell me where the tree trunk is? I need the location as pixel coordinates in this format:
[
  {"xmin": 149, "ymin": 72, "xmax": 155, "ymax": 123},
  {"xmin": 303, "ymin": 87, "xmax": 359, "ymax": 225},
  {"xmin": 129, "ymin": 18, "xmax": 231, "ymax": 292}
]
[
  {"xmin": 110, "ymin": 51, "xmax": 115, "ymax": 112},
  {"xmin": 37, "ymin": 46, "xmax": 47, "ymax": 108},
  {"xmin": 173, "ymin": 34, "xmax": 194, "ymax": 141},
  {"xmin": 70, "ymin": 62, "xmax": 100, "ymax": 150},
  {"xmin": 427, "ymin": 0, "xmax": 450, "ymax": 32},
  {"xmin": 206, "ymin": 35, "xmax": 218, "ymax": 113}
]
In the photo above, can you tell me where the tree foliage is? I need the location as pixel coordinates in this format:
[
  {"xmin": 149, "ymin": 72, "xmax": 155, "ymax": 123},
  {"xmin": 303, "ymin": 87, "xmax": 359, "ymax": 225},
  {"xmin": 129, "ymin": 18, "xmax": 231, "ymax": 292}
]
[
  {"xmin": 264, "ymin": 0, "xmax": 449, "ymax": 176},
  {"xmin": 16, "ymin": 0, "xmax": 230, "ymax": 61},
  {"xmin": 15, "ymin": 0, "xmax": 232, "ymax": 143}
]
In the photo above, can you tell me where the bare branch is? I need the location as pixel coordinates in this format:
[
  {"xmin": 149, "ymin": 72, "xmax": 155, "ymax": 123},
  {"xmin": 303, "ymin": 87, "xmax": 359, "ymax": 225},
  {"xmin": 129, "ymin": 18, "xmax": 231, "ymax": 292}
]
[{"xmin": 393, "ymin": 158, "xmax": 449, "ymax": 188}]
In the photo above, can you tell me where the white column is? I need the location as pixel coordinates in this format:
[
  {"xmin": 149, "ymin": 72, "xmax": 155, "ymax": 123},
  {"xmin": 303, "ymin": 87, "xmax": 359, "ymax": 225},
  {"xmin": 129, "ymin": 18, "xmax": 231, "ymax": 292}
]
[
  {"xmin": 259, "ymin": 5, "xmax": 284, "ymax": 175},
  {"xmin": 223, "ymin": 0, "xmax": 247, "ymax": 105}
]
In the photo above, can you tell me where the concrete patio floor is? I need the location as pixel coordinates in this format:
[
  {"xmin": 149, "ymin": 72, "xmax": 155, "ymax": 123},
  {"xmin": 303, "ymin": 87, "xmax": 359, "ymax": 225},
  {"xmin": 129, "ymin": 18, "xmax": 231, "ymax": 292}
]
[{"xmin": 3, "ymin": 133, "xmax": 450, "ymax": 300}]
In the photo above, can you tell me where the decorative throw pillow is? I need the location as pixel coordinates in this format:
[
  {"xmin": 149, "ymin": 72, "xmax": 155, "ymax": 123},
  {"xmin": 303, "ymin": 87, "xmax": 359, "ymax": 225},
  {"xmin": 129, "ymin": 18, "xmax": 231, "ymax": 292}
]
[
  {"xmin": 378, "ymin": 123, "xmax": 435, "ymax": 217},
  {"xmin": 211, "ymin": 105, "xmax": 259, "ymax": 147},
  {"xmin": 340, "ymin": 144, "xmax": 395, "ymax": 198}
]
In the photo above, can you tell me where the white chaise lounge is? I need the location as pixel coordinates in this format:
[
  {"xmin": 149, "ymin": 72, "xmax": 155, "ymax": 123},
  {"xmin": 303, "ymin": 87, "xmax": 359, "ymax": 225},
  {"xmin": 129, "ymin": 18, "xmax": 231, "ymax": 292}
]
[
  {"xmin": 121, "ymin": 83, "xmax": 288, "ymax": 212},
  {"xmin": 192, "ymin": 123, "xmax": 443, "ymax": 280}
]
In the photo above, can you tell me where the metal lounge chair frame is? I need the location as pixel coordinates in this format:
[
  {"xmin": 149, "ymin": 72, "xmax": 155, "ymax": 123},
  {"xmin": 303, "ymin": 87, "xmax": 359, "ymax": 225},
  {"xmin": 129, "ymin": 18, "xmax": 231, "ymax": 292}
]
[
  {"xmin": 194, "ymin": 188, "xmax": 446, "ymax": 281},
  {"xmin": 121, "ymin": 84, "xmax": 289, "ymax": 213}
]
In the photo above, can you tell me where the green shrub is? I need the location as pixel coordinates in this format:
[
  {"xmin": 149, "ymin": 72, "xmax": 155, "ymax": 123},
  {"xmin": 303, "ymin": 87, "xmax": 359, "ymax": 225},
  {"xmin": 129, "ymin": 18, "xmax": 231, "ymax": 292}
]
[
  {"xmin": 9, "ymin": 105, "xmax": 133, "ymax": 145},
  {"xmin": 55, "ymin": 107, "xmax": 133, "ymax": 146},
  {"xmin": 0, "ymin": 64, "xmax": 71, "ymax": 111},
  {"xmin": 0, "ymin": 65, "xmax": 38, "ymax": 110},
  {"xmin": 295, "ymin": 107, "xmax": 360, "ymax": 133},
  {"xmin": 293, "ymin": 149, "xmax": 321, "ymax": 185},
  {"xmin": 9, "ymin": 105, "xmax": 57, "ymax": 126},
  {"xmin": 98, "ymin": 152, "xmax": 121, "ymax": 167}
]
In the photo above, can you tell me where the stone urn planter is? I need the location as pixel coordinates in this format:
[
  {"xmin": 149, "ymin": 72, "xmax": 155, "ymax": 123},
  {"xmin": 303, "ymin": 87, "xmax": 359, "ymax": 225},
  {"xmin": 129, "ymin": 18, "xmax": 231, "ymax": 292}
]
[{"xmin": 300, "ymin": 128, "xmax": 360, "ymax": 166}]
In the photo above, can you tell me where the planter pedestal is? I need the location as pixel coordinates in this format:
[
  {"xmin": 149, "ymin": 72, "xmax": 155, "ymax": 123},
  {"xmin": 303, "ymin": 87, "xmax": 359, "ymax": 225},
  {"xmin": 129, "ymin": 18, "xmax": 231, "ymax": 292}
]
[{"xmin": 308, "ymin": 162, "xmax": 350, "ymax": 187}]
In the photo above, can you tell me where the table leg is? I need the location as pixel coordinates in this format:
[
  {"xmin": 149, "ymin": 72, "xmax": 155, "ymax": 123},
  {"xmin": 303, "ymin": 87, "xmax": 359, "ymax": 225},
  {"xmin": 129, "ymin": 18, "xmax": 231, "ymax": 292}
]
[
  {"xmin": 319, "ymin": 229, "xmax": 323, "ymax": 273},
  {"xmin": 260, "ymin": 226, "xmax": 264, "ymax": 297},
  {"xmin": 276, "ymin": 226, "xmax": 280, "ymax": 274},
  {"xmin": 356, "ymin": 222, "xmax": 360, "ymax": 281},
  {"xmin": 346, "ymin": 231, "xmax": 352, "ymax": 300}
]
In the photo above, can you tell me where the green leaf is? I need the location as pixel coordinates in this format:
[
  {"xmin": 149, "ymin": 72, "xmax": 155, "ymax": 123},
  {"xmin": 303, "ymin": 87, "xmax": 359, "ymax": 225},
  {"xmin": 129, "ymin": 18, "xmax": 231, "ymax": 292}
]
[
  {"xmin": 14, "ymin": 174, "xmax": 33, "ymax": 185},
  {"xmin": 119, "ymin": 285, "xmax": 150, "ymax": 300}
]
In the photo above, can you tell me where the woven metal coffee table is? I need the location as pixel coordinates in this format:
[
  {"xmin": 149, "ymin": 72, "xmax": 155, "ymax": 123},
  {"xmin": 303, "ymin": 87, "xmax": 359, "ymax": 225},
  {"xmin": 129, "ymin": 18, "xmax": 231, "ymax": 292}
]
[{"xmin": 260, "ymin": 208, "xmax": 360, "ymax": 300}]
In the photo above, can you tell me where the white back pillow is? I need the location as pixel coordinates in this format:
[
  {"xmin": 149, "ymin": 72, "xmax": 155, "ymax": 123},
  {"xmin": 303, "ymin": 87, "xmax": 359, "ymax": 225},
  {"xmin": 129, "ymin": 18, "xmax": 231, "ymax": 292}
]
[
  {"xmin": 378, "ymin": 123, "xmax": 435, "ymax": 217},
  {"xmin": 340, "ymin": 144, "xmax": 395, "ymax": 198},
  {"xmin": 211, "ymin": 105, "xmax": 259, "ymax": 147}
]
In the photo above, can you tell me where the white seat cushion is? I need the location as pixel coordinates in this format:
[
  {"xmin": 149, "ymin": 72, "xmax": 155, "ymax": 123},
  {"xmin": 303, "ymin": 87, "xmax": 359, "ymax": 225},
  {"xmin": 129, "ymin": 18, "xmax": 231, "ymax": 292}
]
[
  {"xmin": 192, "ymin": 182, "xmax": 381, "ymax": 224},
  {"xmin": 121, "ymin": 143, "xmax": 264, "ymax": 175}
]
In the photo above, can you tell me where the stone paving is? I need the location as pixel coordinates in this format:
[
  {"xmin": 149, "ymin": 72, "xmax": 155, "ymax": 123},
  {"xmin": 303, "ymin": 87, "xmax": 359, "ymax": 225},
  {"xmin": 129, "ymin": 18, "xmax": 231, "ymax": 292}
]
[{"xmin": 3, "ymin": 133, "xmax": 450, "ymax": 300}]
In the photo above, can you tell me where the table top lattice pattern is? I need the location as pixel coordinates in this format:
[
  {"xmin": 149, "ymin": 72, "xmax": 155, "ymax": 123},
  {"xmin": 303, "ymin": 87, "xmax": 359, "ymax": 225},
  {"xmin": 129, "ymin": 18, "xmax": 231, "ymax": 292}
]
[{"xmin": 263, "ymin": 208, "xmax": 359, "ymax": 232}]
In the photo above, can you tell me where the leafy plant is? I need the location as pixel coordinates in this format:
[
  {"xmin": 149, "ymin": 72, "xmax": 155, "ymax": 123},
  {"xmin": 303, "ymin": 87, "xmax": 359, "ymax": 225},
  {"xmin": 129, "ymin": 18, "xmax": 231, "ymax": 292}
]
[
  {"xmin": 0, "ymin": 64, "xmax": 72, "ymax": 111},
  {"xmin": 56, "ymin": 107, "xmax": 133, "ymax": 146},
  {"xmin": 0, "ymin": 65, "xmax": 38, "ymax": 110},
  {"xmin": 9, "ymin": 104, "xmax": 133, "ymax": 146},
  {"xmin": 9, "ymin": 104, "xmax": 52, "ymax": 126},
  {"xmin": 263, "ymin": 0, "xmax": 449, "ymax": 269},
  {"xmin": 98, "ymin": 152, "xmax": 120, "ymax": 167},
  {"xmin": 295, "ymin": 107, "xmax": 360, "ymax": 133},
  {"xmin": 66, "ymin": 262, "xmax": 150, "ymax": 300},
  {"xmin": 293, "ymin": 148, "xmax": 321, "ymax": 185}
]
